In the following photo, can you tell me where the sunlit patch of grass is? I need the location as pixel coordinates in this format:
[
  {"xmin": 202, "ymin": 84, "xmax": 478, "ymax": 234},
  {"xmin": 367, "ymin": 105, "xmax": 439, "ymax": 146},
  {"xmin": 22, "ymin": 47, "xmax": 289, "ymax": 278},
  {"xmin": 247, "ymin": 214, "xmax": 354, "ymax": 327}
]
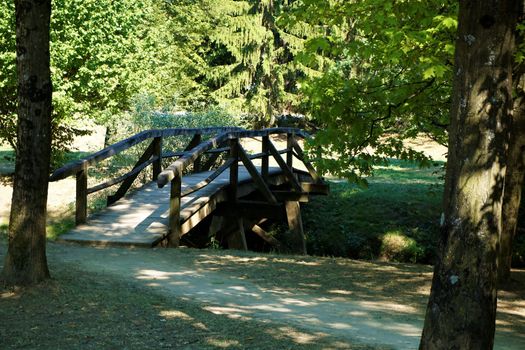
[
  {"xmin": 380, "ymin": 230, "xmax": 424, "ymax": 263},
  {"xmin": 46, "ymin": 217, "xmax": 76, "ymax": 240}
]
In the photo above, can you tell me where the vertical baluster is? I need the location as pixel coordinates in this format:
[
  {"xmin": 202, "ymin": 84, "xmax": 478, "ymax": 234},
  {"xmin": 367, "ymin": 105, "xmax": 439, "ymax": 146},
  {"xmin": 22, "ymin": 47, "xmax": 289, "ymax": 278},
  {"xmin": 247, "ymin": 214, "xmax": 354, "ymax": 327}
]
[
  {"xmin": 75, "ymin": 163, "xmax": 88, "ymax": 225},
  {"xmin": 229, "ymin": 138, "xmax": 239, "ymax": 201},
  {"xmin": 168, "ymin": 171, "xmax": 182, "ymax": 247},
  {"xmin": 193, "ymin": 134, "xmax": 202, "ymax": 173},
  {"xmin": 262, "ymin": 135, "xmax": 269, "ymax": 181},
  {"xmin": 152, "ymin": 136, "xmax": 162, "ymax": 181},
  {"xmin": 286, "ymin": 132, "xmax": 294, "ymax": 169}
]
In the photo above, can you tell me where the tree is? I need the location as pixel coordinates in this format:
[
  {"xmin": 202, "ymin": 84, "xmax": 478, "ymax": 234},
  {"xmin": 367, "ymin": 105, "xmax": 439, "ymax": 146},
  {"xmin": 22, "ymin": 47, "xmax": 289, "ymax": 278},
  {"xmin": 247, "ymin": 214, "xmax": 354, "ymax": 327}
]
[
  {"xmin": 290, "ymin": 0, "xmax": 456, "ymax": 183},
  {"xmin": 201, "ymin": 0, "xmax": 309, "ymax": 126},
  {"xmin": 419, "ymin": 1, "xmax": 518, "ymax": 348},
  {"xmin": 0, "ymin": 1, "xmax": 202, "ymax": 155},
  {"xmin": 0, "ymin": 0, "xmax": 17, "ymax": 150},
  {"xmin": 1, "ymin": 0, "xmax": 53, "ymax": 285},
  {"xmin": 499, "ymin": 17, "xmax": 525, "ymax": 283}
]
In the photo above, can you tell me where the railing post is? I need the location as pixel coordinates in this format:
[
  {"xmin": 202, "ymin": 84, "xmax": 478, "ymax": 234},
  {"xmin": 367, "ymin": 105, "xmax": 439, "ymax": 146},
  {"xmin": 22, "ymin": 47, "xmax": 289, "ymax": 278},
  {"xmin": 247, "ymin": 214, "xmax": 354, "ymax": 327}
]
[
  {"xmin": 184, "ymin": 133, "xmax": 202, "ymax": 173},
  {"xmin": 262, "ymin": 135, "xmax": 269, "ymax": 181},
  {"xmin": 168, "ymin": 171, "xmax": 182, "ymax": 247},
  {"xmin": 286, "ymin": 132, "xmax": 294, "ymax": 169},
  {"xmin": 229, "ymin": 138, "xmax": 239, "ymax": 201},
  {"xmin": 75, "ymin": 163, "xmax": 88, "ymax": 225},
  {"xmin": 152, "ymin": 136, "xmax": 162, "ymax": 181},
  {"xmin": 193, "ymin": 134, "xmax": 202, "ymax": 173}
]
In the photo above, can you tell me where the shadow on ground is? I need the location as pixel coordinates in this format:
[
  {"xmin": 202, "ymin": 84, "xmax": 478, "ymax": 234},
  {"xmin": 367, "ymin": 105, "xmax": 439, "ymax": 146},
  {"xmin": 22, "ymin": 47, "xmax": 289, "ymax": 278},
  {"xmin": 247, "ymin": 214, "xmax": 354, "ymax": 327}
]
[{"xmin": 1, "ymin": 240, "xmax": 524, "ymax": 349}]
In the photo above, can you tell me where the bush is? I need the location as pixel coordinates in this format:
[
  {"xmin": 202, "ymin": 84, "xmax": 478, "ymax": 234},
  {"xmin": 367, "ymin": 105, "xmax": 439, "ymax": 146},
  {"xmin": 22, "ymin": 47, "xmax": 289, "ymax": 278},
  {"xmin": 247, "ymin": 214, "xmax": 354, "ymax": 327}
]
[
  {"xmin": 107, "ymin": 94, "xmax": 240, "ymax": 143},
  {"xmin": 380, "ymin": 231, "xmax": 424, "ymax": 263}
]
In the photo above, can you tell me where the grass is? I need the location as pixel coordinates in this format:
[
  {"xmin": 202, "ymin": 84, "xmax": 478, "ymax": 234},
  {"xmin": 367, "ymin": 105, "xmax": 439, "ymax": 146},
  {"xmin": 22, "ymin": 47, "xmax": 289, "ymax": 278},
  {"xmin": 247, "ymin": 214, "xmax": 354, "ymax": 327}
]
[{"xmin": 302, "ymin": 159, "xmax": 444, "ymax": 263}]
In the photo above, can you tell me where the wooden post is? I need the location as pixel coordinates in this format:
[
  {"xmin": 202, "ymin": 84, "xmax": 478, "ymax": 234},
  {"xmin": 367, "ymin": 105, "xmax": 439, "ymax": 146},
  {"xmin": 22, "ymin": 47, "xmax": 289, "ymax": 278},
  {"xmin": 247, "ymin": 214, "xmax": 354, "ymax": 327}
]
[
  {"xmin": 237, "ymin": 144, "xmax": 278, "ymax": 203},
  {"xmin": 152, "ymin": 136, "xmax": 162, "ymax": 181},
  {"xmin": 290, "ymin": 138, "xmax": 322, "ymax": 184},
  {"xmin": 208, "ymin": 215, "xmax": 224, "ymax": 238},
  {"xmin": 184, "ymin": 133, "xmax": 202, "ymax": 173},
  {"xmin": 262, "ymin": 135, "xmax": 269, "ymax": 181},
  {"xmin": 168, "ymin": 173, "xmax": 182, "ymax": 247},
  {"xmin": 75, "ymin": 164, "xmax": 88, "ymax": 225},
  {"xmin": 229, "ymin": 138, "xmax": 239, "ymax": 201},
  {"xmin": 193, "ymin": 134, "xmax": 202, "ymax": 173},
  {"xmin": 286, "ymin": 132, "xmax": 294, "ymax": 169},
  {"xmin": 226, "ymin": 218, "xmax": 248, "ymax": 251},
  {"xmin": 285, "ymin": 201, "xmax": 306, "ymax": 255}
]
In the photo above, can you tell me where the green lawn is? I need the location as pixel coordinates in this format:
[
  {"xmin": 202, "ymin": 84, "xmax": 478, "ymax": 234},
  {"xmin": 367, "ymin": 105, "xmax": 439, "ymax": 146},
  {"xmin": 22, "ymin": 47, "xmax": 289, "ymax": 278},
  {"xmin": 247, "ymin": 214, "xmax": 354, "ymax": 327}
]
[{"xmin": 303, "ymin": 159, "xmax": 444, "ymax": 263}]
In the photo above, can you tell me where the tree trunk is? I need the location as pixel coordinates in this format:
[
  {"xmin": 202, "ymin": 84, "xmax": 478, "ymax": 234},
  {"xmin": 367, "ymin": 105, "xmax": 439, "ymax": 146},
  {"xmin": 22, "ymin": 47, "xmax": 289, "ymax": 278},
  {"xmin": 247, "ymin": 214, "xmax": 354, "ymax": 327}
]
[
  {"xmin": 499, "ymin": 69, "xmax": 525, "ymax": 284},
  {"xmin": 419, "ymin": 1, "xmax": 518, "ymax": 349},
  {"xmin": 1, "ymin": 0, "xmax": 52, "ymax": 285},
  {"xmin": 498, "ymin": 3, "xmax": 525, "ymax": 283}
]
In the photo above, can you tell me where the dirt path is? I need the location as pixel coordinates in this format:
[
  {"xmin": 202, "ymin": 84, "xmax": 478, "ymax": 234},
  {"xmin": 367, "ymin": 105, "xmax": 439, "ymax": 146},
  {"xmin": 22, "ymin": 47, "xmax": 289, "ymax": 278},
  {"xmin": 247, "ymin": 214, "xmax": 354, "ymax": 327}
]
[{"xmin": 38, "ymin": 243, "xmax": 525, "ymax": 350}]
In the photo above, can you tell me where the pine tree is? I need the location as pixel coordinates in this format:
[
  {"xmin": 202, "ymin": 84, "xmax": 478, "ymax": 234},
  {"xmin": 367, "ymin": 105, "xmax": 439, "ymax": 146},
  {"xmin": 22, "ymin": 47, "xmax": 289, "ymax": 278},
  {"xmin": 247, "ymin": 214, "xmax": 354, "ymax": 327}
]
[{"xmin": 203, "ymin": 0, "xmax": 311, "ymax": 126}]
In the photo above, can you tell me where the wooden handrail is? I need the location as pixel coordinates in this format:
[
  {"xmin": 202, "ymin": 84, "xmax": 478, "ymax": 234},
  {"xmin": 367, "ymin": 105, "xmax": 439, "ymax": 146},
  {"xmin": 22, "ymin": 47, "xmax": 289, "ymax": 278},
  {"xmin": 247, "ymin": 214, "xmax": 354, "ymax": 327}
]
[
  {"xmin": 157, "ymin": 127, "xmax": 308, "ymax": 188},
  {"xmin": 50, "ymin": 126, "xmax": 315, "ymax": 227},
  {"xmin": 50, "ymin": 126, "xmax": 243, "ymax": 224},
  {"xmin": 49, "ymin": 126, "xmax": 243, "ymax": 182}
]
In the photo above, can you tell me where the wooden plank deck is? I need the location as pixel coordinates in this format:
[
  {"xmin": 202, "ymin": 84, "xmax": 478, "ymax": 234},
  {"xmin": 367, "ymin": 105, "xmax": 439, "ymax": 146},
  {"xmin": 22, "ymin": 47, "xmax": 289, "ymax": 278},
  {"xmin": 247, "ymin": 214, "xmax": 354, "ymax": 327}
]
[{"xmin": 58, "ymin": 166, "xmax": 285, "ymax": 247}]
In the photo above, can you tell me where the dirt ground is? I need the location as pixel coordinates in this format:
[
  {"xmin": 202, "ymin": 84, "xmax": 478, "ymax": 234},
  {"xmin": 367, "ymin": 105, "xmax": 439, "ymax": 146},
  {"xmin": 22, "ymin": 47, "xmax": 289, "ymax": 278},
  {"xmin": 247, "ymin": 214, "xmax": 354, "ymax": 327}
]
[{"xmin": 1, "ymin": 242, "xmax": 523, "ymax": 349}]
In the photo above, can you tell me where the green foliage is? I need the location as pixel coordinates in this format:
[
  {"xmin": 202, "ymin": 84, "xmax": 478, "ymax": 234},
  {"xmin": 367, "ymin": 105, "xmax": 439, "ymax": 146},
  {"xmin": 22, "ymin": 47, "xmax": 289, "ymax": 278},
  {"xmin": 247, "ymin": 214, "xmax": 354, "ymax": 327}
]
[
  {"xmin": 198, "ymin": 0, "xmax": 315, "ymax": 125},
  {"xmin": 0, "ymin": 0, "xmax": 17, "ymax": 150},
  {"xmin": 107, "ymin": 95, "xmax": 240, "ymax": 145},
  {"xmin": 515, "ymin": 21, "xmax": 525, "ymax": 64},
  {"xmin": 0, "ymin": 223, "xmax": 7, "ymax": 238},
  {"xmin": 303, "ymin": 160, "xmax": 443, "ymax": 263},
  {"xmin": 0, "ymin": 0, "xmax": 207, "ymax": 156},
  {"xmin": 291, "ymin": 0, "xmax": 456, "ymax": 181}
]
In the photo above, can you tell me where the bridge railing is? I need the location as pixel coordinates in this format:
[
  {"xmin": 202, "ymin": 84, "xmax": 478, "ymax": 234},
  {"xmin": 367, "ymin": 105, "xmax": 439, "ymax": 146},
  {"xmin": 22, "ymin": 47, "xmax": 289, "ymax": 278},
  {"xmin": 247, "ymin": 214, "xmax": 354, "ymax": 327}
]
[
  {"xmin": 156, "ymin": 127, "xmax": 325, "ymax": 247},
  {"xmin": 49, "ymin": 126, "xmax": 243, "ymax": 225}
]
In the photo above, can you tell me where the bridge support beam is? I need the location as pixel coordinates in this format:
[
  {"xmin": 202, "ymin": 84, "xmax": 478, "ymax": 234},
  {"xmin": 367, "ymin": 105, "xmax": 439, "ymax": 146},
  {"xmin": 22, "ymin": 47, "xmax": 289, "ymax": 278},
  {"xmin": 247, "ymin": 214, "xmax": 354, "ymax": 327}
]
[
  {"xmin": 227, "ymin": 218, "xmax": 248, "ymax": 251},
  {"xmin": 285, "ymin": 201, "xmax": 307, "ymax": 255},
  {"xmin": 208, "ymin": 215, "xmax": 248, "ymax": 251}
]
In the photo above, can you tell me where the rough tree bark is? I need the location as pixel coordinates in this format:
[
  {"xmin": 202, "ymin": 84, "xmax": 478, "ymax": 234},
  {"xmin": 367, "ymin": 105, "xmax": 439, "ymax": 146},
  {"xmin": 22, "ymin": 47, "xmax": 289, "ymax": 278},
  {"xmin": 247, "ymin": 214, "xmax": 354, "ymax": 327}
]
[
  {"xmin": 499, "ymin": 68, "xmax": 525, "ymax": 284},
  {"xmin": 498, "ymin": 5, "xmax": 525, "ymax": 283},
  {"xmin": 419, "ymin": 1, "xmax": 518, "ymax": 349},
  {"xmin": 1, "ymin": 0, "xmax": 53, "ymax": 285}
]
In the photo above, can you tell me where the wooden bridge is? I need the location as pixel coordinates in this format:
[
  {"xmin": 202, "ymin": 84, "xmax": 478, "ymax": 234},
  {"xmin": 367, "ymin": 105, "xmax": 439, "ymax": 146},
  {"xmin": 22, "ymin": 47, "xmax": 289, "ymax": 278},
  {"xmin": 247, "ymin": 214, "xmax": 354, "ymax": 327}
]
[{"xmin": 50, "ymin": 127, "xmax": 328, "ymax": 254}]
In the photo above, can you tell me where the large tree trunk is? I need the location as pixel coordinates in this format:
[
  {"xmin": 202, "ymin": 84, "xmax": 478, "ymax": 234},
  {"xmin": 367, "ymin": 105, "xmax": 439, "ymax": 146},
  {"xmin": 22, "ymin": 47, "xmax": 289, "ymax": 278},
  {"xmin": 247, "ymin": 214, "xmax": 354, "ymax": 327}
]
[
  {"xmin": 499, "ymin": 68, "xmax": 525, "ymax": 284},
  {"xmin": 498, "ymin": 4, "xmax": 525, "ymax": 283},
  {"xmin": 419, "ymin": 1, "xmax": 518, "ymax": 349},
  {"xmin": 1, "ymin": 0, "xmax": 52, "ymax": 285}
]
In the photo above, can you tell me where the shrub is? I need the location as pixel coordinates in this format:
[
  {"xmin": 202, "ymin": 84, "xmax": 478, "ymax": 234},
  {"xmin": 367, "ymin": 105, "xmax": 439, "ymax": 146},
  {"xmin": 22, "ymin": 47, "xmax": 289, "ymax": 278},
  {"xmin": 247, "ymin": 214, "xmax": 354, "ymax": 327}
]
[{"xmin": 380, "ymin": 231, "xmax": 424, "ymax": 263}]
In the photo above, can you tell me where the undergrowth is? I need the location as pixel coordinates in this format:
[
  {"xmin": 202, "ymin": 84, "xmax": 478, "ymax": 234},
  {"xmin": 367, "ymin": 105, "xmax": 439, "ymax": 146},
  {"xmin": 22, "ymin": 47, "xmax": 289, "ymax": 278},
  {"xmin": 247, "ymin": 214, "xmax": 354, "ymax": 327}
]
[{"xmin": 302, "ymin": 159, "xmax": 444, "ymax": 264}]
